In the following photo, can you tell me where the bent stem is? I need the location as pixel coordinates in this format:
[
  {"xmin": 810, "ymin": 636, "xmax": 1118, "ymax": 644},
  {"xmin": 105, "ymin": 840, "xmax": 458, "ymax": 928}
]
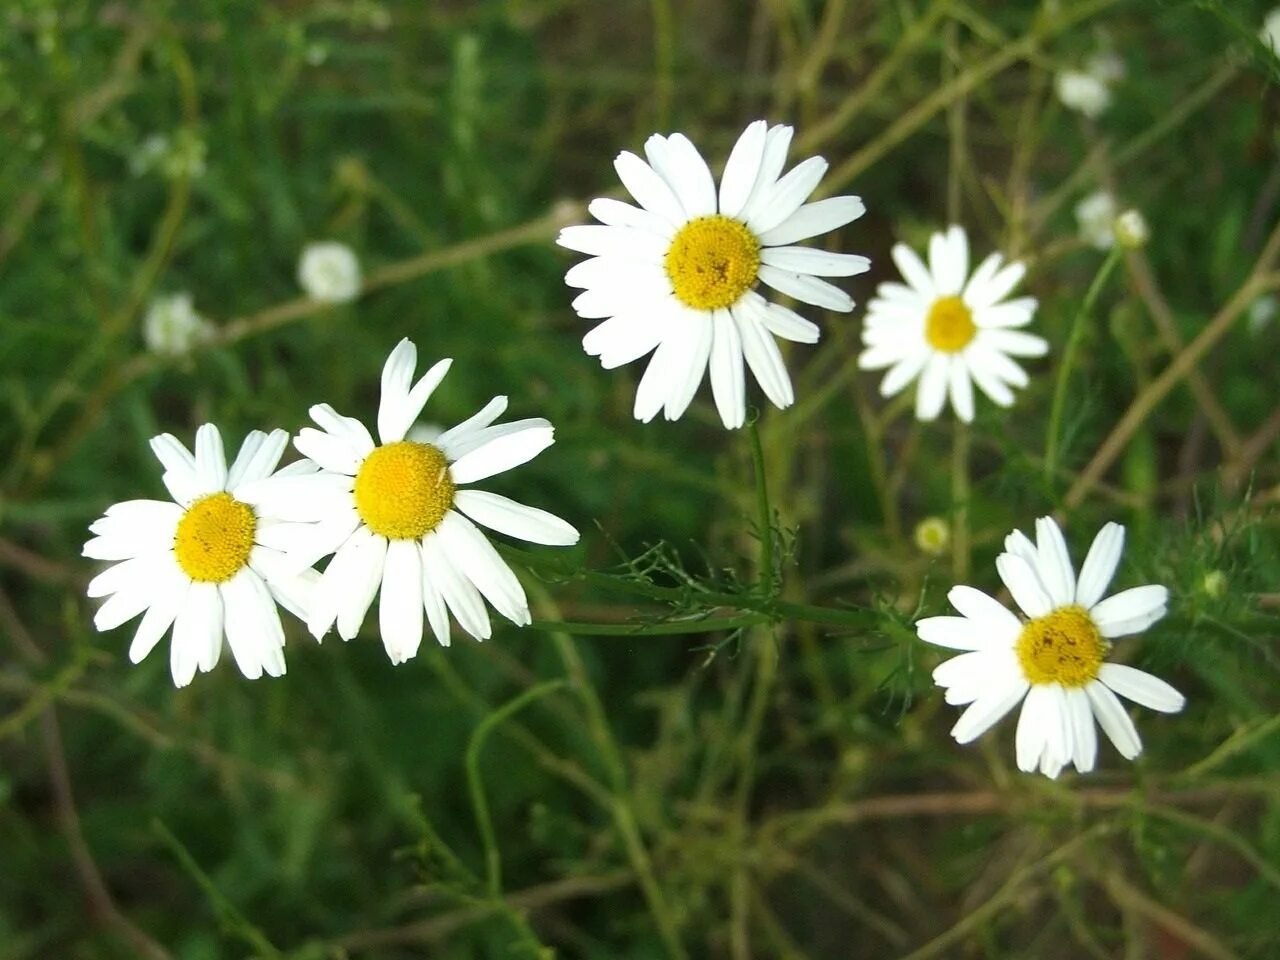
[
  {"xmin": 466, "ymin": 680, "xmax": 569, "ymax": 898},
  {"xmin": 1044, "ymin": 247, "xmax": 1122, "ymax": 489}
]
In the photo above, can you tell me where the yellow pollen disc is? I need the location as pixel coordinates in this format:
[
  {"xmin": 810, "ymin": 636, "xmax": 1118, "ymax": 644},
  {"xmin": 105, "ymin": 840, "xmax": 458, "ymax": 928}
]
[
  {"xmin": 925, "ymin": 295, "xmax": 977, "ymax": 353},
  {"xmin": 1016, "ymin": 605, "xmax": 1109, "ymax": 687},
  {"xmin": 353, "ymin": 441, "xmax": 454, "ymax": 540},
  {"xmin": 664, "ymin": 215, "xmax": 761, "ymax": 311},
  {"xmin": 173, "ymin": 492, "xmax": 257, "ymax": 583}
]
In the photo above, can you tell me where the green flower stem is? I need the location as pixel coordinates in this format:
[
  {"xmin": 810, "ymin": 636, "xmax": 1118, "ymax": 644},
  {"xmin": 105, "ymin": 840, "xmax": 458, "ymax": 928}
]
[
  {"xmin": 466, "ymin": 680, "xmax": 568, "ymax": 898},
  {"xmin": 748, "ymin": 416, "xmax": 775, "ymax": 594},
  {"xmin": 502, "ymin": 544, "xmax": 878, "ymax": 635},
  {"xmin": 1044, "ymin": 246, "xmax": 1123, "ymax": 489},
  {"xmin": 527, "ymin": 615, "xmax": 771, "ymax": 637}
]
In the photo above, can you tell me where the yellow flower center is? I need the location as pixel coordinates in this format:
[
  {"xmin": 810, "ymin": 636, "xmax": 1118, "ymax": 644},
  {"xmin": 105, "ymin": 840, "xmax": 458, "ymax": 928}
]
[
  {"xmin": 664, "ymin": 215, "xmax": 760, "ymax": 311},
  {"xmin": 925, "ymin": 295, "xmax": 976, "ymax": 353},
  {"xmin": 173, "ymin": 492, "xmax": 257, "ymax": 583},
  {"xmin": 1016, "ymin": 605, "xmax": 1109, "ymax": 687},
  {"xmin": 353, "ymin": 441, "xmax": 454, "ymax": 540}
]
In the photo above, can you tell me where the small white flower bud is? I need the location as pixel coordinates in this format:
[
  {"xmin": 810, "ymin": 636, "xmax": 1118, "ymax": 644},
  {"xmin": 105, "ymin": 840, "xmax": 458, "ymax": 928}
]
[
  {"xmin": 1113, "ymin": 209, "xmax": 1149, "ymax": 250},
  {"xmin": 298, "ymin": 242, "xmax": 362, "ymax": 303}
]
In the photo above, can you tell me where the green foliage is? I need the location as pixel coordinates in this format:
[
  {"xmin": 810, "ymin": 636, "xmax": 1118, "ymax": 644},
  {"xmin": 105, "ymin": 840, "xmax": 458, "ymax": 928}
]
[{"xmin": 1, "ymin": 1, "xmax": 1279, "ymax": 958}]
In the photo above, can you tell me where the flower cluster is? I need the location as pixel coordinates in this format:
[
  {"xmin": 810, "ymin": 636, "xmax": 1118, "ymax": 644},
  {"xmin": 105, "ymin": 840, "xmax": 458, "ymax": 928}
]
[
  {"xmin": 86, "ymin": 339, "xmax": 578, "ymax": 685},
  {"xmin": 89, "ymin": 120, "xmax": 1183, "ymax": 779}
]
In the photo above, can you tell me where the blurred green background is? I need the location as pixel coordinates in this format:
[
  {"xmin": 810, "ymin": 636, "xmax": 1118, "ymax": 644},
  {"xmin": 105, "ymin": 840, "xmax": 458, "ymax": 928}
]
[{"xmin": 1, "ymin": 1, "xmax": 1279, "ymax": 957}]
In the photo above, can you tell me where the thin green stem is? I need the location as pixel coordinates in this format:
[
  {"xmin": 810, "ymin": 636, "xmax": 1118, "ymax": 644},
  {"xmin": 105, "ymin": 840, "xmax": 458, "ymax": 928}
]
[
  {"xmin": 951, "ymin": 422, "xmax": 970, "ymax": 581},
  {"xmin": 748, "ymin": 417, "xmax": 775, "ymax": 594},
  {"xmin": 1045, "ymin": 247, "xmax": 1123, "ymax": 488},
  {"xmin": 526, "ymin": 615, "xmax": 770, "ymax": 637},
  {"xmin": 466, "ymin": 680, "xmax": 568, "ymax": 898}
]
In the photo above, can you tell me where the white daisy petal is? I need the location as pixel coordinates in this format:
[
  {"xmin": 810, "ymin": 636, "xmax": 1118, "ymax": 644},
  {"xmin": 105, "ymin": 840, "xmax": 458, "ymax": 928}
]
[
  {"xmin": 1034, "ymin": 516, "xmax": 1077, "ymax": 608},
  {"xmin": 1097, "ymin": 663, "xmax": 1185, "ymax": 714},
  {"xmin": 757, "ymin": 265, "xmax": 854, "ymax": 312},
  {"xmin": 558, "ymin": 225, "xmax": 668, "ymax": 262},
  {"xmin": 435, "ymin": 397, "xmax": 510, "ymax": 459},
  {"xmin": 437, "ymin": 512, "xmax": 530, "ymax": 627},
  {"xmin": 891, "ymin": 243, "xmax": 936, "ymax": 298},
  {"xmin": 662, "ymin": 310, "xmax": 714, "ymax": 422},
  {"xmin": 759, "ymin": 246, "xmax": 871, "ymax": 277},
  {"xmin": 951, "ymin": 676, "xmax": 1029, "ymax": 744},
  {"xmin": 309, "ymin": 403, "xmax": 376, "ymax": 458},
  {"xmin": 970, "ymin": 261, "xmax": 1027, "ymax": 310},
  {"xmin": 192, "ymin": 424, "xmax": 228, "ymax": 494},
  {"xmin": 422, "ymin": 531, "xmax": 491, "ymax": 640},
  {"xmin": 1075, "ymin": 522, "xmax": 1125, "ymax": 609},
  {"xmin": 379, "ymin": 539, "xmax": 424, "ymax": 664},
  {"xmin": 746, "ymin": 156, "xmax": 828, "ymax": 235},
  {"xmin": 947, "ymin": 359, "xmax": 975, "ymax": 423},
  {"xmin": 709, "ymin": 309, "xmax": 746, "ymax": 430},
  {"xmin": 453, "ymin": 490, "xmax": 579, "ymax": 546},
  {"xmin": 963, "ymin": 252, "xmax": 1003, "ymax": 302},
  {"xmin": 1066, "ymin": 687, "xmax": 1098, "ymax": 773},
  {"xmin": 968, "ymin": 345, "xmax": 1029, "ymax": 388},
  {"xmin": 227, "ymin": 429, "xmax": 290, "ymax": 490},
  {"xmin": 914, "ymin": 354, "xmax": 950, "ymax": 421},
  {"xmin": 663, "ymin": 132, "xmax": 718, "ymax": 217},
  {"xmin": 965, "ymin": 354, "xmax": 1016, "ymax": 407},
  {"xmin": 419, "ymin": 542, "xmax": 452, "ymax": 647},
  {"xmin": 1090, "ymin": 585, "xmax": 1169, "ymax": 637},
  {"xmin": 171, "ymin": 582, "xmax": 220, "ymax": 688},
  {"xmin": 583, "ymin": 312, "xmax": 670, "ymax": 369},
  {"xmin": 718, "ymin": 120, "xmax": 768, "ymax": 218},
  {"xmin": 448, "ymin": 421, "xmax": 555, "ymax": 485},
  {"xmin": 757, "ymin": 299, "xmax": 820, "ymax": 344},
  {"xmin": 337, "ymin": 532, "xmax": 388, "ymax": 642},
  {"xmin": 734, "ymin": 299, "xmax": 794, "ymax": 409},
  {"xmin": 220, "ymin": 569, "xmax": 285, "ymax": 680},
  {"xmin": 1015, "ymin": 684, "xmax": 1053, "ymax": 772},
  {"xmin": 947, "ymin": 585, "xmax": 1023, "ymax": 635},
  {"xmin": 380, "ymin": 356, "xmax": 452, "ymax": 444},
  {"xmin": 875, "ymin": 350, "xmax": 930, "ymax": 397},
  {"xmin": 917, "ymin": 615, "xmax": 1010, "ymax": 651},
  {"xmin": 758, "ymin": 196, "xmax": 865, "ymax": 247},
  {"xmin": 929, "ymin": 226, "xmax": 967, "ymax": 296},
  {"xmin": 127, "ymin": 567, "xmax": 188, "ymax": 665},
  {"xmin": 979, "ymin": 329, "xmax": 1049, "ymax": 357},
  {"xmin": 1085, "ymin": 681, "xmax": 1142, "ymax": 759},
  {"xmin": 588, "ymin": 197, "xmax": 673, "ymax": 236},
  {"xmin": 739, "ymin": 124, "xmax": 794, "ymax": 223},
  {"xmin": 932, "ymin": 649, "xmax": 993, "ymax": 686},
  {"xmin": 613, "ymin": 150, "xmax": 686, "ymax": 226},
  {"xmin": 634, "ymin": 337, "xmax": 679, "ymax": 423},
  {"xmin": 996, "ymin": 552, "xmax": 1054, "ymax": 619},
  {"xmin": 307, "ymin": 528, "xmax": 370, "ymax": 640},
  {"xmin": 294, "ymin": 427, "xmax": 363, "ymax": 475}
]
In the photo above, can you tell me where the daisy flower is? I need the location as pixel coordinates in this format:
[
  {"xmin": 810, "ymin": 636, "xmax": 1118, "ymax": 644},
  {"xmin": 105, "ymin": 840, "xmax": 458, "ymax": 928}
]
[
  {"xmin": 240, "ymin": 338, "xmax": 579, "ymax": 663},
  {"xmin": 559, "ymin": 119, "xmax": 869, "ymax": 429},
  {"xmin": 858, "ymin": 225, "xmax": 1047, "ymax": 422},
  {"xmin": 298, "ymin": 241, "xmax": 361, "ymax": 303},
  {"xmin": 84, "ymin": 426, "xmax": 319, "ymax": 687},
  {"xmin": 917, "ymin": 517, "xmax": 1185, "ymax": 778}
]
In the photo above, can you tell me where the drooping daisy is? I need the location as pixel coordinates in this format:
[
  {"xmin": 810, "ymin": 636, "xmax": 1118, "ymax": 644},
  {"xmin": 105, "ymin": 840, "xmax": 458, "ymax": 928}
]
[
  {"xmin": 84, "ymin": 426, "xmax": 319, "ymax": 687},
  {"xmin": 559, "ymin": 120, "xmax": 869, "ymax": 429},
  {"xmin": 917, "ymin": 517, "xmax": 1184, "ymax": 778},
  {"xmin": 297, "ymin": 241, "xmax": 361, "ymax": 303},
  {"xmin": 239, "ymin": 338, "xmax": 579, "ymax": 663},
  {"xmin": 858, "ymin": 225, "xmax": 1047, "ymax": 422}
]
